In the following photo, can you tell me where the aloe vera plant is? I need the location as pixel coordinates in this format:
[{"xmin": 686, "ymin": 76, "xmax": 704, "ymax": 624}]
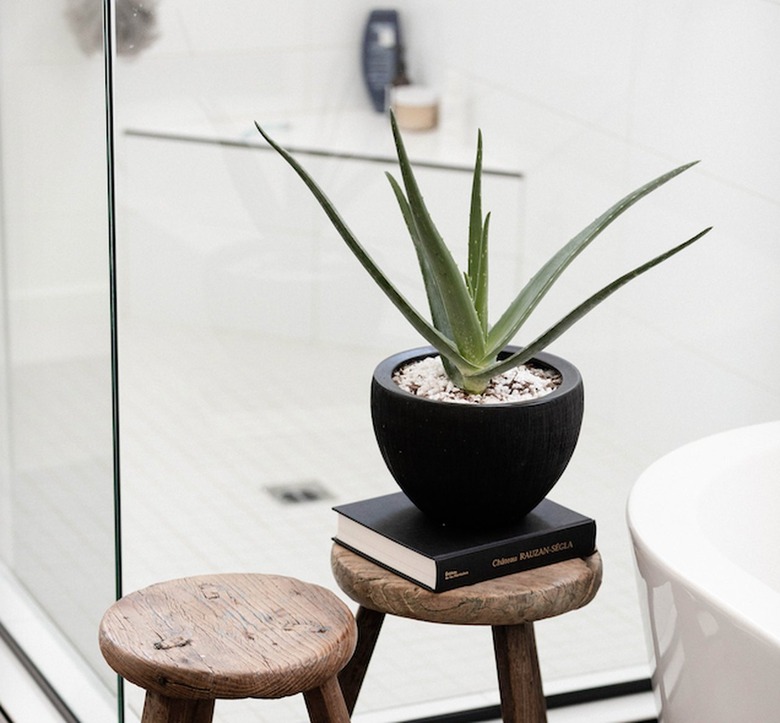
[{"xmin": 256, "ymin": 114, "xmax": 711, "ymax": 394}]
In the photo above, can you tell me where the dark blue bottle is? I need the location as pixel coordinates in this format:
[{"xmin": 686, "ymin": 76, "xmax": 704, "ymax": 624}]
[{"xmin": 362, "ymin": 10, "xmax": 402, "ymax": 112}]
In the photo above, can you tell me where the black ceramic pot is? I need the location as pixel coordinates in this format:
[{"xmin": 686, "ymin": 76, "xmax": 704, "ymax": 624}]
[{"xmin": 370, "ymin": 346, "xmax": 584, "ymax": 529}]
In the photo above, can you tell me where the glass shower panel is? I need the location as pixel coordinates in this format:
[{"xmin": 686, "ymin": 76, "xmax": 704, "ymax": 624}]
[
  {"xmin": 115, "ymin": 120, "xmax": 525, "ymax": 719},
  {"xmin": 109, "ymin": 3, "xmax": 534, "ymax": 719},
  {"xmin": 0, "ymin": 1, "xmax": 118, "ymax": 719},
  {"xmin": 109, "ymin": 2, "xmax": 650, "ymax": 720}
]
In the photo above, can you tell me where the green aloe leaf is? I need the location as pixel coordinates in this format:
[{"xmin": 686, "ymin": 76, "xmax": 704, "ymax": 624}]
[
  {"xmin": 258, "ymin": 114, "xmax": 709, "ymax": 396},
  {"xmin": 387, "ymin": 172, "xmax": 465, "ymax": 383},
  {"xmin": 386, "ymin": 173, "xmax": 454, "ymax": 340},
  {"xmin": 389, "ymin": 112, "xmax": 486, "ymax": 362},
  {"xmin": 485, "ymin": 161, "xmax": 700, "ymax": 360},
  {"xmin": 254, "ymin": 122, "xmax": 480, "ymax": 373},
  {"xmin": 467, "ymin": 131, "xmax": 489, "ymax": 333},
  {"xmin": 466, "ymin": 225, "xmax": 712, "ymax": 386}
]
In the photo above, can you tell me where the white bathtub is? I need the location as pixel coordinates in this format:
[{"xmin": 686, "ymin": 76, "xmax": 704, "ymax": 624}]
[{"xmin": 628, "ymin": 421, "xmax": 780, "ymax": 723}]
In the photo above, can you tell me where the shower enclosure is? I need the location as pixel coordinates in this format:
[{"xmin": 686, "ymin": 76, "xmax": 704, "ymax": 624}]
[
  {"xmin": 0, "ymin": 0, "xmax": 119, "ymax": 720},
  {"xmin": 3, "ymin": 1, "xmax": 778, "ymax": 722}
]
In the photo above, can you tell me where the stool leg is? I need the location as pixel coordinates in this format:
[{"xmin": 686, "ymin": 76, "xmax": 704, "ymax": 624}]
[
  {"xmin": 492, "ymin": 623, "xmax": 547, "ymax": 723},
  {"xmin": 141, "ymin": 690, "xmax": 215, "ymax": 723},
  {"xmin": 337, "ymin": 606, "xmax": 385, "ymax": 714},
  {"xmin": 303, "ymin": 675, "xmax": 351, "ymax": 723}
]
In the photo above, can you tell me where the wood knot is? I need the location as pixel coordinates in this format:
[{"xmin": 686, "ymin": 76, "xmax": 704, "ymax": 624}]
[
  {"xmin": 199, "ymin": 583, "xmax": 221, "ymax": 599},
  {"xmin": 154, "ymin": 635, "xmax": 192, "ymax": 650},
  {"xmin": 282, "ymin": 623, "xmax": 331, "ymax": 634}
]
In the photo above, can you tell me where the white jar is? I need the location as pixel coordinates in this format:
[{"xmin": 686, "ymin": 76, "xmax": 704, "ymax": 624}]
[{"xmin": 390, "ymin": 85, "xmax": 439, "ymax": 131}]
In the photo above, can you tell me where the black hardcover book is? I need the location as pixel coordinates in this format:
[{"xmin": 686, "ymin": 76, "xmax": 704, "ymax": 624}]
[{"xmin": 333, "ymin": 492, "xmax": 596, "ymax": 592}]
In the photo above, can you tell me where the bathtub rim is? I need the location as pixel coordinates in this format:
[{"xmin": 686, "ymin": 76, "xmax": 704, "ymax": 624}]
[{"xmin": 627, "ymin": 420, "xmax": 780, "ymax": 649}]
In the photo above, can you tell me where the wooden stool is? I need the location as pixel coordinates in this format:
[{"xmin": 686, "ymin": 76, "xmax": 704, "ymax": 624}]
[
  {"xmin": 99, "ymin": 573, "xmax": 357, "ymax": 723},
  {"xmin": 331, "ymin": 544, "xmax": 602, "ymax": 723}
]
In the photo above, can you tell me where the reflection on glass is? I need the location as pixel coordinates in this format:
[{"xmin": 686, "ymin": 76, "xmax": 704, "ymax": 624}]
[{"xmin": 0, "ymin": 0, "xmax": 118, "ymax": 719}]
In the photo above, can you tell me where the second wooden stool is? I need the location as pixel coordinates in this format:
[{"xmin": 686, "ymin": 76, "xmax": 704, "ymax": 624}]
[
  {"xmin": 331, "ymin": 544, "xmax": 602, "ymax": 723},
  {"xmin": 99, "ymin": 572, "xmax": 357, "ymax": 722}
]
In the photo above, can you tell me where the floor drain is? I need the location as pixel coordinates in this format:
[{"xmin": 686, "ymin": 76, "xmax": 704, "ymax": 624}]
[{"xmin": 265, "ymin": 481, "xmax": 332, "ymax": 505}]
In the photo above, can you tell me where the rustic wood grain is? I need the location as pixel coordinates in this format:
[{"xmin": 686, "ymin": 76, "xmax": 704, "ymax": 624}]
[
  {"xmin": 331, "ymin": 545, "xmax": 602, "ymax": 722},
  {"xmin": 337, "ymin": 606, "xmax": 386, "ymax": 714},
  {"xmin": 141, "ymin": 691, "xmax": 215, "ymax": 723},
  {"xmin": 302, "ymin": 675, "xmax": 352, "ymax": 723},
  {"xmin": 99, "ymin": 573, "xmax": 357, "ymax": 703},
  {"xmin": 493, "ymin": 624, "xmax": 546, "ymax": 723},
  {"xmin": 331, "ymin": 544, "xmax": 602, "ymax": 625}
]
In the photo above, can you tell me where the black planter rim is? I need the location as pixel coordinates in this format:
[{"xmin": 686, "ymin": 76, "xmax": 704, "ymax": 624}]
[{"xmin": 373, "ymin": 345, "xmax": 581, "ymax": 407}]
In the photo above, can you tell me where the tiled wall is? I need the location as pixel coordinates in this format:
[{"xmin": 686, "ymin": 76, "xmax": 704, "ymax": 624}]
[
  {"xmin": 118, "ymin": 0, "xmax": 780, "ymax": 455},
  {"xmin": 400, "ymin": 0, "xmax": 780, "ymax": 458}
]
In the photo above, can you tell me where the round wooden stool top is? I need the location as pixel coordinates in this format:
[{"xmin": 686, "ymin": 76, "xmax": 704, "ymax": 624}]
[
  {"xmin": 99, "ymin": 573, "xmax": 357, "ymax": 700},
  {"xmin": 331, "ymin": 544, "xmax": 602, "ymax": 626}
]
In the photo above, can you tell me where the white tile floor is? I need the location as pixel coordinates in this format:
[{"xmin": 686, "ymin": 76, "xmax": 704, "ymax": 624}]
[
  {"xmin": 114, "ymin": 321, "xmax": 654, "ymax": 721},
  {"xmin": 2, "ymin": 320, "xmax": 657, "ymax": 722}
]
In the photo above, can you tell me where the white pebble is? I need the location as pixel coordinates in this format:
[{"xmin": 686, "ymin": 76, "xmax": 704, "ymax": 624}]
[{"xmin": 393, "ymin": 355, "xmax": 561, "ymax": 404}]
